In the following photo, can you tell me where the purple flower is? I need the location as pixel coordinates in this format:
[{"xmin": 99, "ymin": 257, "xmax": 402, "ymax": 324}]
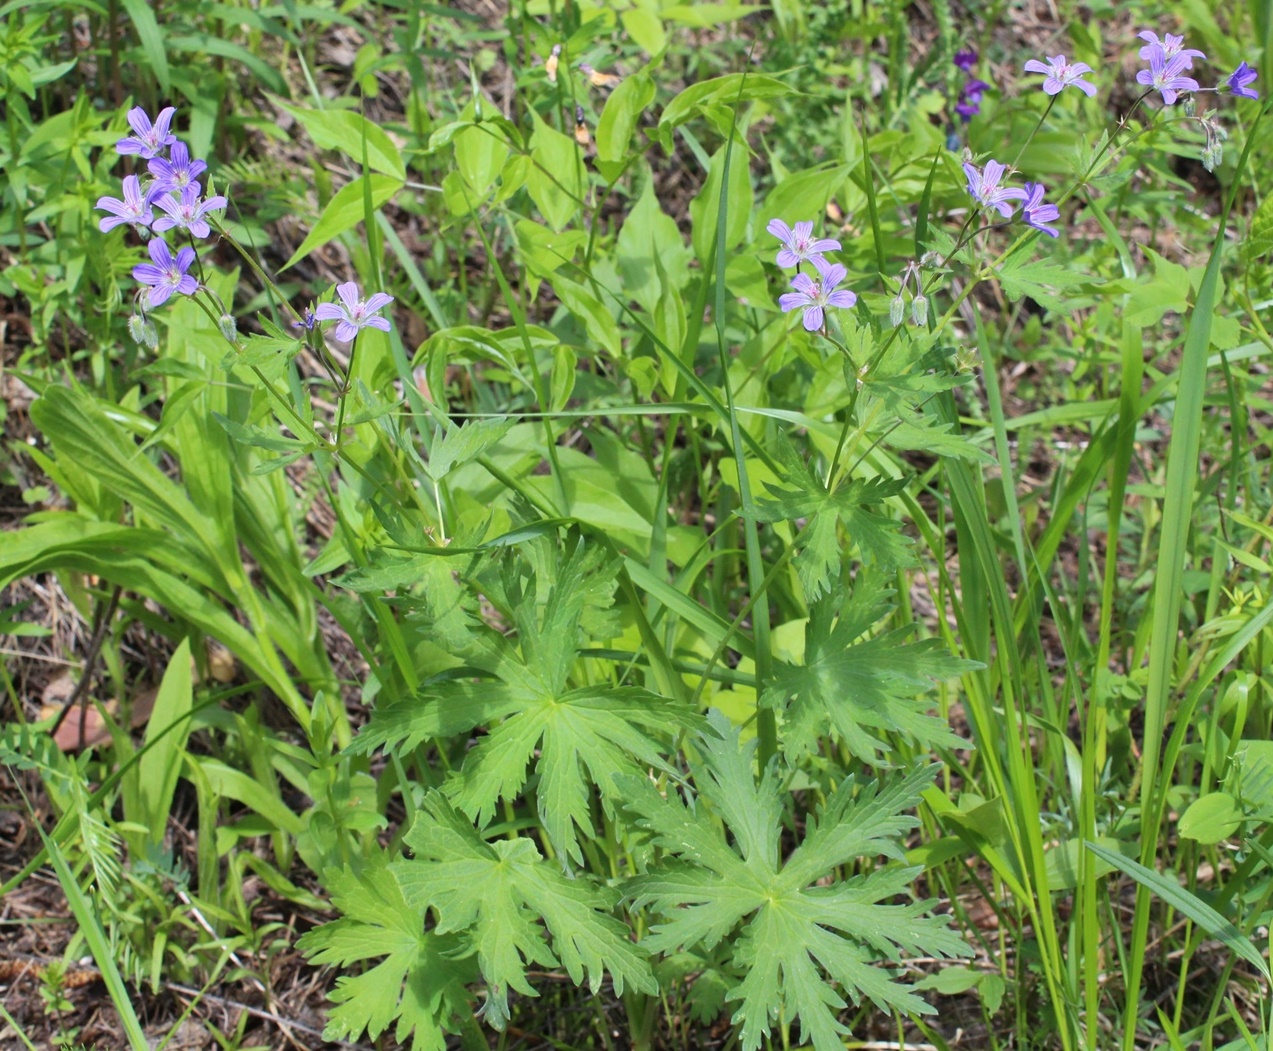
[
  {"xmin": 1136, "ymin": 47, "xmax": 1200, "ymax": 105},
  {"xmin": 116, "ymin": 106, "xmax": 178, "ymax": 159},
  {"xmin": 1021, "ymin": 182, "xmax": 1060, "ymax": 238},
  {"xmin": 955, "ymin": 78, "xmax": 992, "ymax": 122},
  {"xmin": 313, "ymin": 282, "xmax": 394, "ymax": 342},
  {"xmin": 96, "ymin": 175, "xmax": 156, "ymax": 233},
  {"xmin": 963, "ymin": 78, "xmax": 991, "ymax": 102},
  {"xmin": 1137, "ymin": 31, "xmax": 1205, "ymax": 69},
  {"xmin": 1023, "ymin": 54, "xmax": 1097, "ymax": 97},
  {"xmin": 132, "ymin": 238, "xmax": 198, "ymax": 307},
  {"xmin": 1226, "ymin": 62, "xmax": 1260, "ymax": 100},
  {"xmin": 292, "ymin": 308, "xmax": 318, "ymax": 331},
  {"xmin": 148, "ymin": 141, "xmax": 207, "ymax": 194},
  {"xmin": 151, "ymin": 184, "xmax": 228, "ymax": 239},
  {"xmin": 963, "ymin": 159, "xmax": 1029, "ymax": 218},
  {"xmin": 953, "ymin": 49, "xmax": 977, "ymax": 72},
  {"xmin": 778, "ymin": 256, "xmax": 856, "ymax": 332},
  {"xmin": 766, "ymin": 219, "xmax": 841, "ymax": 269}
]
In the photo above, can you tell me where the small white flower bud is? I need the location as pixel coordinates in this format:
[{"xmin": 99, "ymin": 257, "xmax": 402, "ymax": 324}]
[
  {"xmin": 889, "ymin": 295, "xmax": 906, "ymax": 328},
  {"xmin": 128, "ymin": 313, "xmax": 158, "ymax": 349},
  {"xmin": 218, "ymin": 314, "xmax": 238, "ymax": 342},
  {"xmin": 910, "ymin": 294, "xmax": 928, "ymax": 326}
]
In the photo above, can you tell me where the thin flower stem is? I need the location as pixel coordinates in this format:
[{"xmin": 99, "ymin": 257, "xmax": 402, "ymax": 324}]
[{"xmin": 1009, "ymin": 94, "xmax": 1058, "ymax": 173}]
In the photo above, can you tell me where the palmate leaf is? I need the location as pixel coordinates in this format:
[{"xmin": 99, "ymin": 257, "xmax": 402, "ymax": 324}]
[
  {"xmin": 392, "ymin": 792, "xmax": 658, "ymax": 1029},
  {"xmin": 622, "ymin": 713, "xmax": 969, "ymax": 1051},
  {"xmin": 352, "ymin": 539, "xmax": 704, "ymax": 864},
  {"xmin": 763, "ymin": 575, "xmax": 974, "ymax": 762},
  {"xmin": 297, "ymin": 858, "xmax": 475, "ymax": 1050},
  {"xmin": 745, "ymin": 438, "xmax": 915, "ymax": 601}
]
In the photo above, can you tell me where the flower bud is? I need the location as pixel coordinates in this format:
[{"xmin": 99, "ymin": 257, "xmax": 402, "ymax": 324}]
[
  {"xmin": 910, "ymin": 294, "xmax": 928, "ymax": 326},
  {"xmin": 1183, "ymin": 95, "xmax": 1196, "ymax": 117},
  {"xmin": 889, "ymin": 295, "xmax": 906, "ymax": 328},
  {"xmin": 218, "ymin": 313, "xmax": 238, "ymax": 342},
  {"xmin": 1201, "ymin": 144, "xmax": 1220, "ymax": 172},
  {"xmin": 128, "ymin": 313, "xmax": 158, "ymax": 349}
]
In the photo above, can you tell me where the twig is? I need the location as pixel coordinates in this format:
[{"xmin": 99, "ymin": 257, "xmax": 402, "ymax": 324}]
[
  {"xmin": 166, "ymin": 982, "xmax": 373, "ymax": 1050},
  {"xmin": 47, "ymin": 585, "xmax": 123, "ymax": 749}
]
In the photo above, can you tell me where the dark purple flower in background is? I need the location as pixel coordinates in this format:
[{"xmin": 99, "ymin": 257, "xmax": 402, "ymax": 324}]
[
  {"xmin": 1226, "ymin": 62, "xmax": 1260, "ymax": 99},
  {"xmin": 1136, "ymin": 48, "xmax": 1200, "ymax": 104},
  {"xmin": 951, "ymin": 48, "xmax": 992, "ymax": 124},
  {"xmin": 1023, "ymin": 54, "xmax": 1098, "ymax": 97},
  {"xmin": 1021, "ymin": 182, "xmax": 1060, "ymax": 237},
  {"xmin": 152, "ymin": 184, "xmax": 228, "ymax": 239},
  {"xmin": 132, "ymin": 238, "xmax": 198, "ymax": 307},
  {"xmin": 314, "ymin": 282, "xmax": 394, "ymax": 342},
  {"xmin": 1137, "ymin": 31, "xmax": 1205, "ymax": 69},
  {"xmin": 766, "ymin": 219, "xmax": 841, "ymax": 269},
  {"xmin": 96, "ymin": 174, "xmax": 156, "ymax": 233},
  {"xmin": 116, "ymin": 106, "xmax": 178, "ymax": 159},
  {"xmin": 148, "ymin": 141, "xmax": 207, "ymax": 194},
  {"xmin": 293, "ymin": 308, "xmax": 318, "ymax": 331},
  {"xmin": 963, "ymin": 159, "xmax": 1029, "ymax": 217},
  {"xmin": 778, "ymin": 256, "xmax": 856, "ymax": 332}
]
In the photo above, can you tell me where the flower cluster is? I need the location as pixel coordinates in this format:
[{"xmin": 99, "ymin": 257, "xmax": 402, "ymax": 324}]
[
  {"xmin": 952, "ymin": 49, "xmax": 992, "ymax": 123},
  {"xmin": 766, "ymin": 220, "xmax": 856, "ymax": 332},
  {"xmin": 98, "ymin": 105, "xmax": 394, "ymax": 347},
  {"xmin": 961, "ymin": 159, "xmax": 1060, "ymax": 237},
  {"xmin": 96, "ymin": 106, "xmax": 226, "ymax": 332}
]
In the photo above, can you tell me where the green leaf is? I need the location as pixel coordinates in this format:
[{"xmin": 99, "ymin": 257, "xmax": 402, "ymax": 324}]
[
  {"xmin": 616, "ymin": 178, "xmax": 693, "ymax": 314},
  {"xmin": 758, "ymin": 164, "xmax": 852, "ymax": 236},
  {"xmin": 426, "ymin": 418, "xmax": 516, "ymax": 480},
  {"xmin": 527, "ymin": 112, "xmax": 586, "ymax": 231},
  {"xmin": 659, "ymin": 73, "xmax": 795, "ymax": 134},
  {"xmin": 597, "ymin": 72, "xmax": 656, "ymax": 169},
  {"xmin": 690, "ymin": 134, "xmax": 752, "ymax": 263},
  {"xmin": 621, "ymin": 8, "xmax": 666, "ymax": 57},
  {"xmin": 353, "ymin": 541, "xmax": 701, "ymax": 864},
  {"xmin": 744, "ymin": 438, "xmax": 915, "ymax": 600},
  {"xmin": 551, "ymin": 274, "xmax": 622, "ymax": 357},
  {"xmin": 622, "ymin": 713, "xmax": 969, "ymax": 1051},
  {"xmin": 298, "ymin": 859, "xmax": 475, "ymax": 1050},
  {"xmin": 453, "ymin": 123, "xmax": 509, "ymax": 197},
  {"xmin": 762, "ymin": 575, "xmax": 972, "ymax": 763},
  {"xmin": 1178, "ymin": 792, "xmax": 1242, "ymax": 844},
  {"xmin": 993, "ymin": 257, "xmax": 1089, "ymax": 312},
  {"xmin": 276, "ymin": 100, "xmax": 407, "ymax": 180},
  {"xmin": 392, "ymin": 793, "xmax": 657, "ymax": 1030},
  {"xmin": 1086, "ymin": 840, "xmax": 1270, "ymax": 981},
  {"xmin": 1243, "ymin": 192, "xmax": 1273, "ymax": 264},
  {"xmin": 282, "ymin": 174, "xmax": 403, "ymax": 271}
]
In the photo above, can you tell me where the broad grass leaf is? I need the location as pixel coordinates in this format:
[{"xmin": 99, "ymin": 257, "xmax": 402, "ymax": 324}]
[
  {"xmin": 135, "ymin": 639, "xmax": 194, "ymax": 845},
  {"xmin": 621, "ymin": 8, "xmax": 666, "ymax": 56},
  {"xmin": 1086, "ymin": 840, "xmax": 1270, "ymax": 981},
  {"xmin": 119, "ymin": 0, "xmax": 170, "ymax": 93}
]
